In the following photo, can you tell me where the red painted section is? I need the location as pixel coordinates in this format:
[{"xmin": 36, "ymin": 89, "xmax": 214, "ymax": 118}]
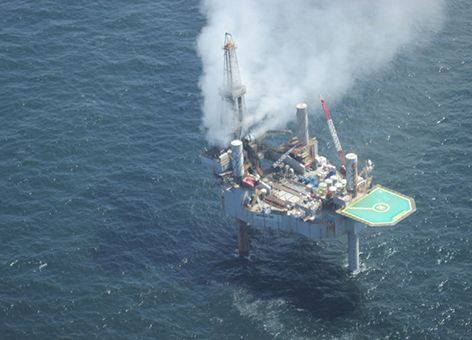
[
  {"xmin": 320, "ymin": 95, "xmax": 331, "ymax": 121},
  {"xmin": 338, "ymin": 150, "xmax": 347, "ymax": 168},
  {"xmin": 242, "ymin": 176, "xmax": 256, "ymax": 188},
  {"xmin": 320, "ymin": 96, "xmax": 347, "ymax": 168}
]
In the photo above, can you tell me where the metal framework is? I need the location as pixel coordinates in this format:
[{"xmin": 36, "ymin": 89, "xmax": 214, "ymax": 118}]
[
  {"xmin": 320, "ymin": 96, "xmax": 346, "ymax": 168},
  {"xmin": 222, "ymin": 33, "xmax": 246, "ymax": 139}
]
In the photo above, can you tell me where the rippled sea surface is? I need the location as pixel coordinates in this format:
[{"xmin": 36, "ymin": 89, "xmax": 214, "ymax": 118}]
[{"xmin": 1, "ymin": 1, "xmax": 471, "ymax": 339}]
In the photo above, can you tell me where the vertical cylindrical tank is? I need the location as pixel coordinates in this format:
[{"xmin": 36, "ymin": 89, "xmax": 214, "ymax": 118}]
[
  {"xmin": 328, "ymin": 186, "xmax": 337, "ymax": 198},
  {"xmin": 325, "ymin": 178, "xmax": 333, "ymax": 188},
  {"xmin": 346, "ymin": 153, "xmax": 358, "ymax": 195},
  {"xmin": 309, "ymin": 138, "xmax": 318, "ymax": 159},
  {"xmin": 317, "ymin": 182, "xmax": 328, "ymax": 198},
  {"xmin": 296, "ymin": 103, "xmax": 309, "ymax": 145},
  {"xmin": 231, "ymin": 139, "xmax": 244, "ymax": 178}
]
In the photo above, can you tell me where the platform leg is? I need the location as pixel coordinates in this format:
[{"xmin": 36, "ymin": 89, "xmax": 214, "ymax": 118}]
[
  {"xmin": 347, "ymin": 228, "xmax": 359, "ymax": 272},
  {"xmin": 237, "ymin": 219, "xmax": 250, "ymax": 257}
]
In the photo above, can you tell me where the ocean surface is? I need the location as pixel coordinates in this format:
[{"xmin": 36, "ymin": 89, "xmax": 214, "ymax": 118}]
[{"xmin": 1, "ymin": 1, "xmax": 471, "ymax": 339}]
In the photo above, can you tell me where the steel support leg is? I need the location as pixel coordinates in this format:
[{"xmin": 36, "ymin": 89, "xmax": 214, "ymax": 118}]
[
  {"xmin": 237, "ymin": 219, "xmax": 250, "ymax": 257},
  {"xmin": 347, "ymin": 228, "xmax": 359, "ymax": 272}
]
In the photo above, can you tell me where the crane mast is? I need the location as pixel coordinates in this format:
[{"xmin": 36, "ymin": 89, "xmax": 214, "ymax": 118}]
[
  {"xmin": 221, "ymin": 33, "xmax": 246, "ymax": 140},
  {"xmin": 320, "ymin": 96, "xmax": 346, "ymax": 168}
]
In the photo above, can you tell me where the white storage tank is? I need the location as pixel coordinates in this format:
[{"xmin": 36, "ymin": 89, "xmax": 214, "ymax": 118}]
[
  {"xmin": 328, "ymin": 186, "xmax": 337, "ymax": 198},
  {"xmin": 296, "ymin": 103, "xmax": 309, "ymax": 145},
  {"xmin": 325, "ymin": 178, "xmax": 333, "ymax": 188},
  {"xmin": 346, "ymin": 153, "xmax": 358, "ymax": 194},
  {"xmin": 231, "ymin": 140, "xmax": 245, "ymax": 178}
]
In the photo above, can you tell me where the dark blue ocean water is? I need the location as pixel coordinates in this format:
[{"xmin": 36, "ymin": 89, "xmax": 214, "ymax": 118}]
[{"xmin": 1, "ymin": 1, "xmax": 471, "ymax": 339}]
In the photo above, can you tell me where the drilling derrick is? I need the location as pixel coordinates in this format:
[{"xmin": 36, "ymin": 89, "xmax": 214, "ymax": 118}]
[{"xmin": 221, "ymin": 33, "xmax": 246, "ymax": 139}]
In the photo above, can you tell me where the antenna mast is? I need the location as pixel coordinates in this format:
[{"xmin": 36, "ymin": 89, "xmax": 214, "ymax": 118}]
[{"xmin": 221, "ymin": 33, "xmax": 246, "ymax": 140}]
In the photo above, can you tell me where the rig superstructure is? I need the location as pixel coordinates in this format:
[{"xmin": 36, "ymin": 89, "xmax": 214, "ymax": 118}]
[{"xmin": 202, "ymin": 33, "xmax": 416, "ymax": 272}]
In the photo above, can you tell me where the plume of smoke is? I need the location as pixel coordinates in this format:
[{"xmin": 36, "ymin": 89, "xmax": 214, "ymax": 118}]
[{"xmin": 198, "ymin": 0, "xmax": 444, "ymax": 146}]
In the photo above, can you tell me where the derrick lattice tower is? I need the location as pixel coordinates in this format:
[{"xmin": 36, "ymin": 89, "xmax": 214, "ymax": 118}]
[{"xmin": 221, "ymin": 33, "xmax": 246, "ymax": 140}]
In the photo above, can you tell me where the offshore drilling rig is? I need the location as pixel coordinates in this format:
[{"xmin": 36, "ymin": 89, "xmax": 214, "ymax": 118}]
[{"xmin": 202, "ymin": 33, "xmax": 416, "ymax": 272}]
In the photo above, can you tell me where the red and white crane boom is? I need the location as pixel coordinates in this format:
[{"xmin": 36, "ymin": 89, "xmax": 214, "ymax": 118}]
[{"xmin": 320, "ymin": 96, "xmax": 346, "ymax": 168}]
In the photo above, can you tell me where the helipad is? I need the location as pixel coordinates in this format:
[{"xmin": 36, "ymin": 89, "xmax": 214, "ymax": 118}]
[{"xmin": 338, "ymin": 185, "xmax": 416, "ymax": 227}]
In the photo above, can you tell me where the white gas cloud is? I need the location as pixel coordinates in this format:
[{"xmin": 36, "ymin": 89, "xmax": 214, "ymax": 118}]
[{"xmin": 198, "ymin": 0, "xmax": 444, "ymax": 146}]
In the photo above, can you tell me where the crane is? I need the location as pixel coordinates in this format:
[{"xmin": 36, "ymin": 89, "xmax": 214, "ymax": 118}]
[{"xmin": 320, "ymin": 96, "xmax": 346, "ymax": 168}]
